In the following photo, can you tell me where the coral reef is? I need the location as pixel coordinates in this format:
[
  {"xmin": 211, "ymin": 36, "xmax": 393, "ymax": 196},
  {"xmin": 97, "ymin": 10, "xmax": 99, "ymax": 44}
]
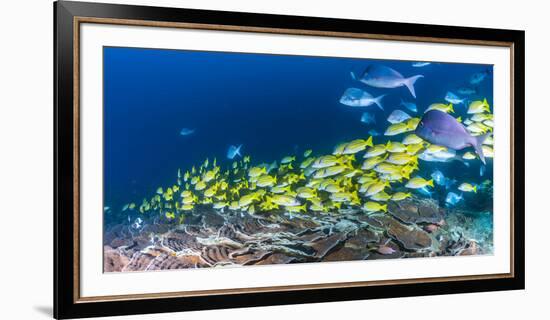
[{"xmin": 104, "ymin": 196, "xmax": 492, "ymax": 272}]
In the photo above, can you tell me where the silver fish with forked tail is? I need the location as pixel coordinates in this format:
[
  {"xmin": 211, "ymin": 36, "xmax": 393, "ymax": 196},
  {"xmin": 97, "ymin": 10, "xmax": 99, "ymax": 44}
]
[
  {"xmin": 358, "ymin": 65, "xmax": 424, "ymax": 98},
  {"xmin": 415, "ymin": 110, "xmax": 490, "ymax": 164},
  {"xmin": 339, "ymin": 88, "xmax": 385, "ymax": 111}
]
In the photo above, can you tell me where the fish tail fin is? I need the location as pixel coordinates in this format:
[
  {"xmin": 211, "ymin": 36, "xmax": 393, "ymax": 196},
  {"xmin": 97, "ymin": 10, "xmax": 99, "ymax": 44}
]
[
  {"xmin": 374, "ymin": 94, "xmax": 385, "ymax": 111},
  {"xmin": 381, "ymin": 204, "xmax": 388, "ymax": 212},
  {"xmin": 473, "ymin": 185, "xmax": 478, "ymax": 193},
  {"xmin": 365, "ymin": 136, "xmax": 374, "ymax": 147},
  {"xmin": 352, "ymin": 192, "xmax": 360, "ymax": 205},
  {"xmin": 403, "ymin": 75, "xmax": 424, "ymax": 98},
  {"xmin": 483, "ymin": 98, "xmax": 491, "ymax": 112},
  {"xmin": 449, "ymin": 103, "xmax": 454, "ymax": 113},
  {"xmin": 235, "ymin": 145, "xmax": 243, "ymax": 157},
  {"xmin": 456, "ymin": 116, "xmax": 462, "ymax": 123},
  {"xmin": 472, "ymin": 133, "xmax": 490, "ymax": 164},
  {"xmin": 428, "ymin": 179, "xmax": 434, "ymax": 188}
]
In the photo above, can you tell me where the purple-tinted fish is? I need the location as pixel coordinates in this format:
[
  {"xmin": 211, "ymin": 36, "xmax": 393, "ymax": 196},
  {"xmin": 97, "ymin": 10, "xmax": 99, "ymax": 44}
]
[
  {"xmin": 415, "ymin": 110, "xmax": 489, "ymax": 164},
  {"xmin": 424, "ymin": 224, "xmax": 439, "ymax": 233},
  {"xmin": 359, "ymin": 65, "xmax": 424, "ymax": 98},
  {"xmin": 377, "ymin": 245, "xmax": 396, "ymax": 255}
]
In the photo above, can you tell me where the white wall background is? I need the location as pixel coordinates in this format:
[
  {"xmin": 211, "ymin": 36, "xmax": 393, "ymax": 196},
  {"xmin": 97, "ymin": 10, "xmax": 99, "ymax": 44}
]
[{"xmin": 0, "ymin": 0, "xmax": 545, "ymax": 319}]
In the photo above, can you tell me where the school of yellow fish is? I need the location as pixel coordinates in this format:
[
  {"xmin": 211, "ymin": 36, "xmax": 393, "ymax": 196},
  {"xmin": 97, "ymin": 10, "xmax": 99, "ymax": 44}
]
[{"xmin": 120, "ymin": 98, "xmax": 494, "ymax": 222}]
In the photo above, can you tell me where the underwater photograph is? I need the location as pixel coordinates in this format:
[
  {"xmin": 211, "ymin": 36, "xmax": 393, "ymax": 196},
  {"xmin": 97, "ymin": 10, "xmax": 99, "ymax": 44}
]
[{"xmin": 103, "ymin": 47, "xmax": 494, "ymax": 272}]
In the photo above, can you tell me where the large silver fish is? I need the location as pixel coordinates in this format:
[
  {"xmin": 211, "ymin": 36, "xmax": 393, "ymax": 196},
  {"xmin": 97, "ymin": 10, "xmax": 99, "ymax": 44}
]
[
  {"xmin": 359, "ymin": 65, "xmax": 424, "ymax": 98},
  {"xmin": 416, "ymin": 110, "xmax": 489, "ymax": 164},
  {"xmin": 339, "ymin": 88, "xmax": 385, "ymax": 110}
]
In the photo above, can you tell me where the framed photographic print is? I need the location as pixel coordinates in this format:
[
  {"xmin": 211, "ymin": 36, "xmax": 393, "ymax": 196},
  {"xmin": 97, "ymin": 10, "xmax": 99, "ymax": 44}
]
[{"xmin": 54, "ymin": 1, "xmax": 525, "ymax": 318}]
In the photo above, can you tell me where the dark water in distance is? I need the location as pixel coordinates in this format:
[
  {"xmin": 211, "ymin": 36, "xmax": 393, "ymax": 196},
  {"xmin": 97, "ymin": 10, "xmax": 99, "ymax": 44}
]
[{"xmin": 103, "ymin": 46, "xmax": 493, "ymax": 223}]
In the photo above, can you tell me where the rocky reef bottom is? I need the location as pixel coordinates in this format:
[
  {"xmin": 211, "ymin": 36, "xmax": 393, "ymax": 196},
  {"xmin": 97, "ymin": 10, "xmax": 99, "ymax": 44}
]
[{"xmin": 104, "ymin": 197, "xmax": 493, "ymax": 272}]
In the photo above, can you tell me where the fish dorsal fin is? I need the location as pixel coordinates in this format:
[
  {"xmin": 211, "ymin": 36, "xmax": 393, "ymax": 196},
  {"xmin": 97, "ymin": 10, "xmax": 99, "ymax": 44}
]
[{"xmin": 367, "ymin": 65, "xmax": 404, "ymax": 79}]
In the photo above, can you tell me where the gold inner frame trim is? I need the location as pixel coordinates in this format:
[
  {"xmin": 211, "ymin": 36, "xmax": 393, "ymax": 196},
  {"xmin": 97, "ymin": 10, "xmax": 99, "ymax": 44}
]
[{"xmin": 72, "ymin": 16, "xmax": 516, "ymax": 304}]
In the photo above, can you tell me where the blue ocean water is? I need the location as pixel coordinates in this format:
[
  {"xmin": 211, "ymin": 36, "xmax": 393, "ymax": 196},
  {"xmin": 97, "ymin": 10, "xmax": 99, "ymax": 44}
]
[{"xmin": 103, "ymin": 47, "xmax": 493, "ymax": 225}]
